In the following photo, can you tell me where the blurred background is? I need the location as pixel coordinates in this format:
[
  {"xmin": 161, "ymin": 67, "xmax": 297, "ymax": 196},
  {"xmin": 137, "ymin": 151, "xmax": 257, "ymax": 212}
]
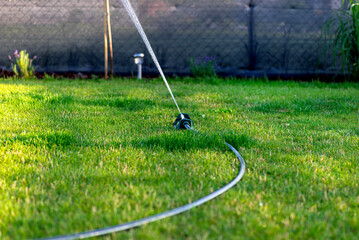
[{"xmin": 0, "ymin": 0, "xmax": 346, "ymax": 77}]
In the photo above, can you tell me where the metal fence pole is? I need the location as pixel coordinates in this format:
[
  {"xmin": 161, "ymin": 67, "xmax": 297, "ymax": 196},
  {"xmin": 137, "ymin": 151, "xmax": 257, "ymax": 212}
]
[
  {"xmin": 248, "ymin": 0, "xmax": 256, "ymax": 70},
  {"xmin": 106, "ymin": 0, "xmax": 114, "ymax": 77}
]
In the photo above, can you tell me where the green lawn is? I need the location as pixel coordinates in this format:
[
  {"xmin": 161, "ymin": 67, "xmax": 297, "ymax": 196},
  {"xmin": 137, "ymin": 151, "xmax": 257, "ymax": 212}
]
[{"xmin": 0, "ymin": 78, "xmax": 358, "ymax": 240}]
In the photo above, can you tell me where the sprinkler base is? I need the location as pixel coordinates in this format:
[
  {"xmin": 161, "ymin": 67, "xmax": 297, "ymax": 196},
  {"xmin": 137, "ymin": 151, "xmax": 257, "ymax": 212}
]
[{"xmin": 173, "ymin": 113, "xmax": 192, "ymax": 130}]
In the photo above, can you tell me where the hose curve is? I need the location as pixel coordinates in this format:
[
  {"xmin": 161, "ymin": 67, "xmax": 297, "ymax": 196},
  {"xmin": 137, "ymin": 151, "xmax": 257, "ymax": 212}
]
[{"xmin": 40, "ymin": 127, "xmax": 245, "ymax": 240}]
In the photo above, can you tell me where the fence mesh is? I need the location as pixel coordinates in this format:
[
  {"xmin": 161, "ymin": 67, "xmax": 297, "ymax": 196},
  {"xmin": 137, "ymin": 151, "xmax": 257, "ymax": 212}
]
[{"xmin": 0, "ymin": 0, "xmax": 344, "ymax": 76}]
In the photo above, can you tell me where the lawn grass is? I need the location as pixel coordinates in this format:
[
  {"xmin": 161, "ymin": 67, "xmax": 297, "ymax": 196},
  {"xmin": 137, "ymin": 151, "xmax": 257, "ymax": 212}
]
[{"xmin": 0, "ymin": 77, "xmax": 358, "ymax": 240}]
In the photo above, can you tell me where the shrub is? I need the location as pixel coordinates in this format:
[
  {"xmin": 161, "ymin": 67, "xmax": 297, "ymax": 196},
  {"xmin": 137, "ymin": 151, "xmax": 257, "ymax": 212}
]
[
  {"xmin": 190, "ymin": 56, "xmax": 218, "ymax": 78},
  {"xmin": 324, "ymin": 0, "xmax": 359, "ymax": 80},
  {"xmin": 8, "ymin": 50, "xmax": 37, "ymax": 79}
]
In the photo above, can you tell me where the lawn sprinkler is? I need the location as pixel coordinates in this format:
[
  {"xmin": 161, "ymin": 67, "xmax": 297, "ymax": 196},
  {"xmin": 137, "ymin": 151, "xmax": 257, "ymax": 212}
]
[
  {"xmin": 43, "ymin": 0, "xmax": 245, "ymax": 238},
  {"xmin": 133, "ymin": 53, "xmax": 144, "ymax": 79},
  {"xmin": 173, "ymin": 113, "xmax": 192, "ymax": 130}
]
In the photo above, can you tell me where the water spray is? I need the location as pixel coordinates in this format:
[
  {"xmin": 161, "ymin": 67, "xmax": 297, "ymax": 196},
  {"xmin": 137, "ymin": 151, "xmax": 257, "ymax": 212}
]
[
  {"xmin": 120, "ymin": 0, "xmax": 182, "ymax": 114},
  {"xmin": 40, "ymin": 0, "xmax": 246, "ymax": 239}
]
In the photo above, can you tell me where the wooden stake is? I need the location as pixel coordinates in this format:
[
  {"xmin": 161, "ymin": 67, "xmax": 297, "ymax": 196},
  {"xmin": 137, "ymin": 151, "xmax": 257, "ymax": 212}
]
[
  {"xmin": 106, "ymin": 0, "xmax": 114, "ymax": 77},
  {"xmin": 104, "ymin": 0, "xmax": 108, "ymax": 79}
]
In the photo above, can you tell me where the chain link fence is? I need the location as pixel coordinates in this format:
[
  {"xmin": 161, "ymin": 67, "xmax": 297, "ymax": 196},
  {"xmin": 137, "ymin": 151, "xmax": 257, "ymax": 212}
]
[{"xmin": 0, "ymin": 0, "xmax": 344, "ymax": 77}]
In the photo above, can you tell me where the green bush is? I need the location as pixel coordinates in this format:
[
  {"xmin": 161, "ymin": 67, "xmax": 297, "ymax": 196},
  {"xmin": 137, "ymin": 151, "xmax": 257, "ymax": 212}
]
[
  {"xmin": 190, "ymin": 56, "xmax": 218, "ymax": 78},
  {"xmin": 324, "ymin": 1, "xmax": 359, "ymax": 80},
  {"xmin": 9, "ymin": 50, "xmax": 37, "ymax": 79}
]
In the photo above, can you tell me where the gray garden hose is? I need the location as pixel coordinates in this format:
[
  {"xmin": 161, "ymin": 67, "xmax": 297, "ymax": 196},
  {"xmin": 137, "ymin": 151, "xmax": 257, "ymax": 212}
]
[
  {"xmin": 40, "ymin": 125, "xmax": 246, "ymax": 240},
  {"xmin": 38, "ymin": 0, "xmax": 247, "ymax": 237}
]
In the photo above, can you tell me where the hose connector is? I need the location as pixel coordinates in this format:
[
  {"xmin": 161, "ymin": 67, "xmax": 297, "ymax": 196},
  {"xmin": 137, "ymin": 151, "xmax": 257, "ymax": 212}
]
[{"xmin": 173, "ymin": 113, "xmax": 192, "ymax": 130}]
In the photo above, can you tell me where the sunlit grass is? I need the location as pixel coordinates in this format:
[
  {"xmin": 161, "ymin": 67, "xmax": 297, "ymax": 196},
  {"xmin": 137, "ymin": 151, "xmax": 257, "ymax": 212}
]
[{"xmin": 0, "ymin": 77, "xmax": 358, "ymax": 239}]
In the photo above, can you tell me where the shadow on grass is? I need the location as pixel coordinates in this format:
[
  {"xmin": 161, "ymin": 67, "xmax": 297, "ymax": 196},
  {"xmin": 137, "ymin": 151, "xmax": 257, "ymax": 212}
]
[
  {"xmin": 130, "ymin": 130, "xmax": 256, "ymax": 152},
  {"xmin": 252, "ymin": 97, "xmax": 358, "ymax": 114},
  {"xmin": 1, "ymin": 84, "xmax": 162, "ymax": 111},
  {"xmin": 29, "ymin": 92, "xmax": 75, "ymax": 105},
  {"xmin": 1, "ymin": 92, "xmax": 75, "ymax": 105},
  {"xmin": 1, "ymin": 132, "xmax": 79, "ymax": 148},
  {"xmin": 2, "ymin": 130, "xmax": 256, "ymax": 153},
  {"xmin": 25, "ymin": 93, "xmax": 158, "ymax": 111},
  {"xmin": 78, "ymin": 97, "xmax": 157, "ymax": 111}
]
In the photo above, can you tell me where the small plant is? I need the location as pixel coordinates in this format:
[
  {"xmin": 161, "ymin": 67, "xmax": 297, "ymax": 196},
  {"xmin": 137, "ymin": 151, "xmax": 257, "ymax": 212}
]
[
  {"xmin": 190, "ymin": 56, "xmax": 218, "ymax": 78},
  {"xmin": 8, "ymin": 50, "xmax": 37, "ymax": 78},
  {"xmin": 324, "ymin": 0, "xmax": 359, "ymax": 80}
]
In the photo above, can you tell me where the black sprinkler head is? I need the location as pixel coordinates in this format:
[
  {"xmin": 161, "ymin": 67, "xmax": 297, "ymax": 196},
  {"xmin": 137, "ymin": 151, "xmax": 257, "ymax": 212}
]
[{"xmin": 173, "ymin": 113, "xmax": 192, "ymax": 130}]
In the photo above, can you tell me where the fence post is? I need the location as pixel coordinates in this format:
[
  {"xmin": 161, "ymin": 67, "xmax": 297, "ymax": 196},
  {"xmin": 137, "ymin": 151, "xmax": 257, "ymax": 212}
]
[
  {"xmin": 248, "ymin": 0, "xmax": 256, "ymax": 70},
  {"xmin": 106, "ymin": 0, "xmax": 114, "ymax": 77},
  {"xmin": 104, "ymin": 0, "xmax": 108, "ymax": 79}
]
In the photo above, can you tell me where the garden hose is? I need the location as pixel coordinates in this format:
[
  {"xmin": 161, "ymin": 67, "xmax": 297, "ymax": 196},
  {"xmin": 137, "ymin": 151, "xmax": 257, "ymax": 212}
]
[
  {"xmin": 41, "ymin": 122, "xmax": 246, "ymax": 240},
  {"xmin": 38, "ymin": 0, "xmax": 247, "ymax": 238}
]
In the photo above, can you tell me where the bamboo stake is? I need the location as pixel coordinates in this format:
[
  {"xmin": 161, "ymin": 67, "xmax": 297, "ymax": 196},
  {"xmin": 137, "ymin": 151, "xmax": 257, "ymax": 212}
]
[
  {"xmin": 104, "ymin": 0, "xmax": 108, "ymax": 79},
  {"xmin": 106, "ymin": 0, "xmax": 114, "ymax": 77}
]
